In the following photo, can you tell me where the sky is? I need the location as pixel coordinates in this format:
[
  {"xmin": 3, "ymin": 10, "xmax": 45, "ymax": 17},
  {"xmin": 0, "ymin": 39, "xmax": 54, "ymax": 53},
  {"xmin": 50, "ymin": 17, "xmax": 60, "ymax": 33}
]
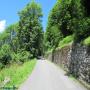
[{"xmin": 0, "ymin": 0, "xmax": 56, "ymax": 32}]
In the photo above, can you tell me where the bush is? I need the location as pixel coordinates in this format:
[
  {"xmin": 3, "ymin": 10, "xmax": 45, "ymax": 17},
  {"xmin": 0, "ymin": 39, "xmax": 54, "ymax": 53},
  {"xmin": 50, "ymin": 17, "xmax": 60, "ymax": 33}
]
[
  {"xmin": 11, "ymin": 50, "xmax": 30, "ymax": 63},
  {"xmin": 11, "ymin": 52, "xmax": 20, "ymax": 63},
  {"xmin": 0, "ymin": 44, "xmax": 11, "ymax": 65},
  {"xmin": 19, "ymin": 51, "xmax": 30, "ymax": 62}
]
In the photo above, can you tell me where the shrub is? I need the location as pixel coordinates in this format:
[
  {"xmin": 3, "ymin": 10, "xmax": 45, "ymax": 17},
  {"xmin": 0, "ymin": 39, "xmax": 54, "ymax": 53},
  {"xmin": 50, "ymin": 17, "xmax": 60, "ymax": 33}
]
[
  {"xmin": 0, "ymin": 44, "xmax": 11, "ymax": 65},
  {"xmin": 11, "ymin": 52, "xmax": 21, "ymax": 63},
  {"xmin": 19, "ymin": 51, "xmax": 30, "ymax": 62},
  {"xmin": 11, "ymin": 50, "xmax": 30, "ymax": 63}
]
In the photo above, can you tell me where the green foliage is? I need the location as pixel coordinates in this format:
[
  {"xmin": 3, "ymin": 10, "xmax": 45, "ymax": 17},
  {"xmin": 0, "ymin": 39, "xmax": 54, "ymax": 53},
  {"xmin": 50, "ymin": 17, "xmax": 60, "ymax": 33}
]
[
  {"xmin": 0, "ymin": 1, "xmax": 44, "ymax": 69},
  {"xmin": 74, "ymin": 18, "xmax": 90, "ymax": 42},
  {"xmin": 5, "ymin": 23, "xmax": 19, "ymax": 52},
  {"xmin": 83, "ymin": 36, "xmax": 90, "ymax": 46},
  {"xmin": 0, "ymin": 23, "xmax": 20, "ymax": 68},
  {"xmin": 5, "ymin": 23, "xmax": 18, "ymax": 33},
  {"xmin": 47, "ymin": 0, "xmax": 83, "ymax": 37},
  {"xmin": 18, "ymin": 1, "xmax": 43, "ymax": 57},
  {"xmin": 11, "ymin": 37, "xmax": 19, "ymax": 52},
  {"xmin": 81, "ymin": 0, "xmax": 90, "ymax": 16},
  {"xmin": 0, "ymin": 63, "xmax": 4, "ymax": 69},
  {"xmin": 0, "ymin": 59, "xmax": 36, "ymax": 87},
  {"xmin": 0, "ymin": 23, "xmax": 19, "ymax": 49},
  {"xmin": 45, "ymin": 0, "xmax": 84, "ymax": 52},
  {"xmin": 45, "ymin": 0, "xmax": 90, "ymax": 51},
  {"xmin": 11, "ymin": 50, "xmax": 31, "ymax": 63},
  {"xmin": 45, "ymin": 25, "xmax": 62, "ymax": 50},
  {"xmin": 0, "ymin": 0, "xmax": 90, "ymax": 72},
  {"xmin": 0, "ymin": 44, "xmax": 12, "ymax": 65},
  {"xmin": 58, "ymin": 35, "xmax": 73, "ymax": 48},
  {"xmin": 0, "ymin": 32, "xmax": 10, "ymax": 41}
]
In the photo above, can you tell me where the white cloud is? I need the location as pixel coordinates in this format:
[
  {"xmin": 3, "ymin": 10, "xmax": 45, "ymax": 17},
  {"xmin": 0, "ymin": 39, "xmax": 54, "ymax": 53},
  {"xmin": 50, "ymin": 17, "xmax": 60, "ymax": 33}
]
[{"xmin": 0, "ymin": 20, "xmax": 6, "ymax": 33}]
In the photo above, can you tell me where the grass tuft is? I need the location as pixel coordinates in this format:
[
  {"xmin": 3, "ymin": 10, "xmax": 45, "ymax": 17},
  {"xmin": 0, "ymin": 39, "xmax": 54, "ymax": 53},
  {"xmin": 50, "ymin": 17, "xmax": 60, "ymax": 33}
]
[
  {"xmin": 58, "ymin": 35, "xmax": 73, "ymax": 48},
  {"xmin": 83, "ymin": 36, "xmax": 90, "ymax": 46}
]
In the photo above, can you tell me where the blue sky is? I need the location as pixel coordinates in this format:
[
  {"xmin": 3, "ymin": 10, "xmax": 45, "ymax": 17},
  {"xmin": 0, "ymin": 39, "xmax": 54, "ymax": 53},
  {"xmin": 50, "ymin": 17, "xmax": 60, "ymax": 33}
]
[{"xmin": 0, "ymin": 0, "xmax": 56, "ymax": 32}]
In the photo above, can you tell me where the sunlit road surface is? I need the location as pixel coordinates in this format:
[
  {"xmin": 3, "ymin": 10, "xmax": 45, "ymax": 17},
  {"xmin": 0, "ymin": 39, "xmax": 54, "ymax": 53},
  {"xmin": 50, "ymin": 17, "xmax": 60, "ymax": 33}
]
[{"xmin": 19, "ymin": 60, "xmax": 87, "ymax": 90}]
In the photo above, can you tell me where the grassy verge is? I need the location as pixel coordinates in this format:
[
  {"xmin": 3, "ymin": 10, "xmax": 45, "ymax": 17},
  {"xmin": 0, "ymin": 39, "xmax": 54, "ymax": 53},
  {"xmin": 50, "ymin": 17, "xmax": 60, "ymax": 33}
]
[
  {"xmin": 46, "ymin": 35, "xmax": 73, "ymax": 54},
  {"xmin": 83, "ymin": 36, "xmax": 90, "ymax": 46},
  {"xmin": 0, "ymin": 59, "xmax": 36, "ymax": 88},
  {"xmin": 45, "ymin": 49, "xmax": 53, "ymax": 55},
  {"xmin": 58, "ymin": 35, "xmax": 73, "ymax": 49}
]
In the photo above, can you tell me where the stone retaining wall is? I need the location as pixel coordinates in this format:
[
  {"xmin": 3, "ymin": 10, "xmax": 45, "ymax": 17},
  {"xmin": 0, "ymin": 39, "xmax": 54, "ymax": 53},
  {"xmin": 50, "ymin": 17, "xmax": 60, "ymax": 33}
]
[{"xmin": 46, "ymin": 44, "xmax": 90, "ymax": 85}]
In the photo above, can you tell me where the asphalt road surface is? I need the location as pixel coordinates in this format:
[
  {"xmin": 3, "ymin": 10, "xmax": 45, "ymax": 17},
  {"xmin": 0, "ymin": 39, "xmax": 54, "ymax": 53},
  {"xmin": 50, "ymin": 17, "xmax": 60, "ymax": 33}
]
[{"xmin": 19, "ymin": 60, "xmax": 87, "ymax": 90}]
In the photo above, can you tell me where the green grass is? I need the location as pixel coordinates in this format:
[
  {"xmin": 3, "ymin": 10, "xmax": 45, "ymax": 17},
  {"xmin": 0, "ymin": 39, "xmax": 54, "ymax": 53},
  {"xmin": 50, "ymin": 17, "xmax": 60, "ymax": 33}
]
[
  {"xmin": 0, "ymin": 59, "xmax": 36, "ymax": 88},
  {"xmin": 45, "ymin": 48, "xmax": 53, "ymax": 55},
  {"xmin": 45, "ymin": 35, "xmax": 73, "ymax": 55},
  {"xmin": 83, "ymin": 36, "xmax": 90, "ymax": 46},
  {"xmin": 58, "ymin": 35, "xmax": 73, "ymax": 49}
]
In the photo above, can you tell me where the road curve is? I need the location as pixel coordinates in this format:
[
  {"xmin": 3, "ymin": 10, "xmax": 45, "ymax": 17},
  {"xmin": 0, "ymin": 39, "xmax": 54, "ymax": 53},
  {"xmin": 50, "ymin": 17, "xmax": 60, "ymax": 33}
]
[{"xmin": 19, "ymin": 60, "xmax": 87, "ymax": 90}]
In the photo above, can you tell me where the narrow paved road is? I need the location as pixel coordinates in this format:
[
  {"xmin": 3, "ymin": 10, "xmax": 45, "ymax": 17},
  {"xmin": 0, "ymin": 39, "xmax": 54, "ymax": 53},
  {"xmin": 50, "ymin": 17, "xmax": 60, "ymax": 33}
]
[{"xmin": 19, "ymin": 60, "xmax": 87, "ymax": 90}]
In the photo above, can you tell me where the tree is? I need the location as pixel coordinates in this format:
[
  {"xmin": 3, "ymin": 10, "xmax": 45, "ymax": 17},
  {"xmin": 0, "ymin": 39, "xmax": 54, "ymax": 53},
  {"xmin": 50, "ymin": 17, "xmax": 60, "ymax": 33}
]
[
  {"xmin": 74, "ymin": 18, "xmax": 90, "ymax": 42},
  {"xmin": 46, "ymin": 0, "xmax": 83, "ymax": 36},
  {"xmin": 0, "ymin": 23, "xmax": 19, "ymax": 50},
  {"xmin": 0, "ymin": 44, "xmax": 11, "ymax": 65},
  {"xmin": 18, "ymin": 1, "xmax": 43, "ymax": 57},
  {"xmin": 81, "ymin": 0, "xmax": 90, "ymax": 16},
  {"xmin": 45, "ymin": 0, "xmax": 88, "ymax": 46},
  {"xmin": 6, "ymin": 23, "xmax": 19, "ymax": 52},
  {"xmin": 45, "ymin": 25, "xmax": 62, "ymax": 50}
]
